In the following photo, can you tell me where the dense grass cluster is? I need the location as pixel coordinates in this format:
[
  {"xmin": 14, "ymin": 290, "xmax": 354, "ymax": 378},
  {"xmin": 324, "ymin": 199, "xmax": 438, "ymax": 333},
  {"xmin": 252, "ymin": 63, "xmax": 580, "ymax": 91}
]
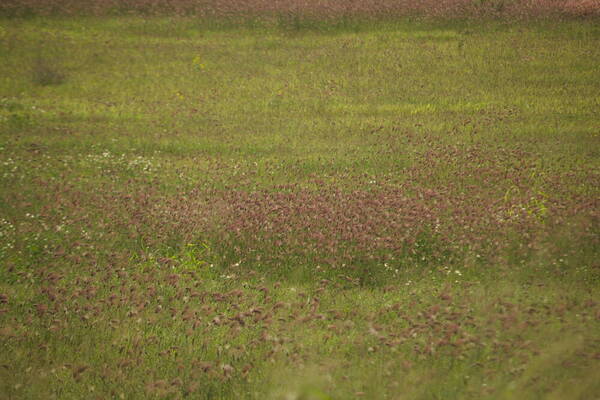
[{"xmin": 1, "ymin": 9, "xmax": 599, "ymax": 400}]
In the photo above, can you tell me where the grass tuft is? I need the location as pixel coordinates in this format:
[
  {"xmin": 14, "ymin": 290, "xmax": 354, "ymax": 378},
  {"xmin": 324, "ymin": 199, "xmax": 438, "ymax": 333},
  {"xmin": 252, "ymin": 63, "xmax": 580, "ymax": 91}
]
[{"xmin": 30, "ymin": 55, "xmax": 66, "ymax": 86}]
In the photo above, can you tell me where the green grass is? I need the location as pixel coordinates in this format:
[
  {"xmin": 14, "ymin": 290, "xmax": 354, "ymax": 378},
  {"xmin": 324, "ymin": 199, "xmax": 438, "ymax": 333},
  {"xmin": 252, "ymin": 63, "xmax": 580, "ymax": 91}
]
[{"xmin": 1, "ymin": 16, "xmax": 599, "ymax": 399}]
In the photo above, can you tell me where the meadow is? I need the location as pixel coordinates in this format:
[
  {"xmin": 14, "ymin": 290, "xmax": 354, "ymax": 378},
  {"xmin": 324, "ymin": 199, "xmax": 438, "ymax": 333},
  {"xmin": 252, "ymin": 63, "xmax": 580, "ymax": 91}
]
[{"xmin": 0, "ymin": 5, "xmax": 599, "ymax": 399}]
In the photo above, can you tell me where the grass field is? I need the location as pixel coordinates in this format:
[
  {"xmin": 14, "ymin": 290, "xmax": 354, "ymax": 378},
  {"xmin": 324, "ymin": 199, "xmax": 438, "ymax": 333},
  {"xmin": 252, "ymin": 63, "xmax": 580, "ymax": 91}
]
[{"xmin": 1, "ymin": 12, "xmax": 599, "ymax": 400}]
